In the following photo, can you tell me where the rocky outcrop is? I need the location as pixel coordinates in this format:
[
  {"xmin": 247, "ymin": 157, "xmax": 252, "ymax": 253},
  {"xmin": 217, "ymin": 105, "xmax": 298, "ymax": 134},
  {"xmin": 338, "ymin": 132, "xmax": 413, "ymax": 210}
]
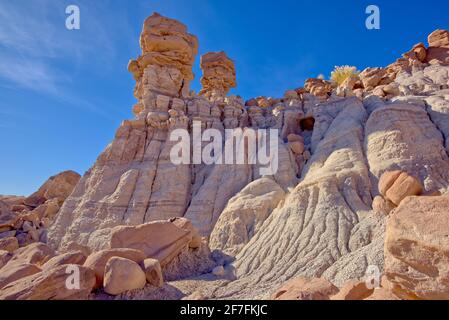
[
  {"xmin": 199, "ymin": 51, "xmax": 236, "ymax": 98},
  {"xmin": 0, "ymin": 171, "xmax": 80, "ymax": 248},
  {"xmin": 128, "ymin": 12, "xmax": 198, "ymax": 108},
  {"xmin": 3, "ymin": 14, "xmax": 448, "ymax": 301},
  {"xmin": 0, "ymin": 263, "xmax": 42, "ymax": 290},
  {"xmin": 385, "ymin": 196, "xmax": 449, "ymax": 300},
  {"xmin": 427, "ymin": 29, "xmax": 449, "ymax": 65},
  {"xmin": 209, "ymin": 177, "xmax": 285, "ymax": 256},
  {"xmin": 41, "ymin": 251, "xmax": 87, "ymax": 270},
  {"xmin": 6, "ymin": 243, "xmax": 54, "ymax": 267},
  {"xmin": 109, "ymin": 219, "xmax": 195, "ymax": 267},
  {"xmin": 210, "ymin": 97, "xmax": 380, "ymax": 299},
  {"xmin": 48, "ymin": 12, "xmax": 300, "ymax": 251},
  {"xmin": 304, "ymin": 78, "xmax": 332, "ymax": 100},
  {"xmin": 0, "ymin": 265, "xmax": 95, "ymax": 300},
  {"xmin": 24, "ymin": 171, "xmax": 81, "ymax": 208}
]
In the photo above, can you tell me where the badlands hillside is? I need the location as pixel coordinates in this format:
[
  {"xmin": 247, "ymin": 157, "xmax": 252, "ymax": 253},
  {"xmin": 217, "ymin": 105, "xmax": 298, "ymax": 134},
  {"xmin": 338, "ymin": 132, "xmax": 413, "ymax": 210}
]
[{"xmin": 1, "ymin": 13, "xmax": 449, "ymax": 300}]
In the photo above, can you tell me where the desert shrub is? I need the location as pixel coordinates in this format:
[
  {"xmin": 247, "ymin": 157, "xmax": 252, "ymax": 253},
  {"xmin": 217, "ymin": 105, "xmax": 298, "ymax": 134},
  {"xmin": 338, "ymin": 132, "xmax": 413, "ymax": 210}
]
[{"xmin": 330, "ymin": 66, "xmax": 360, "ymax": 86}]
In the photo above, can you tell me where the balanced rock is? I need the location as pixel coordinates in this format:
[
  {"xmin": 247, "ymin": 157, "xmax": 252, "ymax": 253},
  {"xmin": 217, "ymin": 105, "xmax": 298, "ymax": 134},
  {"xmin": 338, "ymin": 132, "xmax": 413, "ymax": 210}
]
[
  {"xmin": 379, "ymin": 171, "xmax": 423, "ymax": 206},
  {"xmin": 129, "ymin": 12, "xmax": 198, "ymax": 100},
  {"xmin": 103, "ymin": 257, "xmax": 147, "ymax": 296},
  {"xmin": 385, "ymin": 196, "xmax": 449, "ymax": 299},
  {"xmin": 378, "ymin": 170, "xmax": 402, "ymax": 196},
  {"xmin": 199, "ymin": 51, "xmax": 236, "ymax": 98},
  {"xmin": 272, "ymin": 277, "xmax": 339, "ymax": 300},
  {"xmin": 0, "ymin": 265, "xmax": 95, "ymax": 300},
  {"xmin": 83, "ymin": 248, "xmax": 146, "ymax": 288}
]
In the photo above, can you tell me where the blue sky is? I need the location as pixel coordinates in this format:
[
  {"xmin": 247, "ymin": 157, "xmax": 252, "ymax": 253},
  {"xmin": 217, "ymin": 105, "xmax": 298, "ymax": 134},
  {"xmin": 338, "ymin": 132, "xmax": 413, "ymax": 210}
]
[{"xmin": 1, "ymin": 0, "xmax": 449, "ymax": 196}]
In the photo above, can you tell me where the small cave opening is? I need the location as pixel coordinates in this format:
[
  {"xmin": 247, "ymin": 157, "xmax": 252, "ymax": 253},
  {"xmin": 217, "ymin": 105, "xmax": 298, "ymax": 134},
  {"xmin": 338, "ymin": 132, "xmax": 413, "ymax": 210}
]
[{"xmin": 300, "ymin": 117, "xmax": 315, "ymax": 131}]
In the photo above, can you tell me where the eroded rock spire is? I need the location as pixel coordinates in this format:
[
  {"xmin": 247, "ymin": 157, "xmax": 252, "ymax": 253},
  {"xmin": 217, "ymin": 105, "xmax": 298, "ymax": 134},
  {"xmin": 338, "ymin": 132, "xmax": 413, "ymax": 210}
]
[
  {"xmin": 199, "ymin": 51, "xmax": 236, "ymax": 99},
  {"xmin": 128, "ymin": 12, "xmax": 198, "ymax": 116}
]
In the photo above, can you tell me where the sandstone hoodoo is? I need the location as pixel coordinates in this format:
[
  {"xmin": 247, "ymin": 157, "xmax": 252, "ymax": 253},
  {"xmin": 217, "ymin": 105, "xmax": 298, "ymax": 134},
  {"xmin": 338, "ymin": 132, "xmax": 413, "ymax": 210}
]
[
  {"xmin": 2, "ymin": 9, "xmax": 449, "ymax": 301},
  {"xmin": 199, "ymin": 51, "xmax": 237, "ymax": 99}
]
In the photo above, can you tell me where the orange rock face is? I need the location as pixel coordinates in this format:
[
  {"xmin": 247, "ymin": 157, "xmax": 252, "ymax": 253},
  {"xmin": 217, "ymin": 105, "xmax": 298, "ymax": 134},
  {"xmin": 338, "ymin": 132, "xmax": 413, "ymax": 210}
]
[
  {"xmin": 24, "ymin": 171, "xmax": 80, "ymax": 208},
  {"xmin": 137, "ymin": 12, "xmax": 198, "ymax": 82},
  {"xmin": 304, "ymin": 78, "xmax": 332, "ymax": 100},
  {"xmin": 272, "ymin": 277, "xmax": 338, "ymax": 300},
  {"xmin": 378, "ymin": 171, "xmax": 423, "ymax": 206},
  {"xmin": 199, "ymin": 51, "xmax": 236, "ymax": 98},
  {"xmin": 385, "ymin": 196, "xmax": 449, "ymax": 300},
  {"xmin": 428, "ymin": 29, "xmax": 449, "ymax": 48},
  {"xmin": 331, "ymin": 280, "xmax": 374, "ymax": 300},
  {"xmin": 0, "ymin": 265, "xmax": 95, "ymax": 300},
  {"xmin": 427, "ymin": 29, "xmax": 449, "ymax": 65},
  {"xmin": 128, "ymin": 12, "xmax": 198, "ymax": 102}
]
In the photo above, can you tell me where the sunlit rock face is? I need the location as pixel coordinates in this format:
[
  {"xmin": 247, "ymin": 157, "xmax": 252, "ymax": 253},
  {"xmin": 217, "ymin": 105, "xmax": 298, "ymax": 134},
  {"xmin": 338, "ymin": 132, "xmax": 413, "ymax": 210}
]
[
  {"xmin": 41, "ymin": 15, "xmax": 449, "ymax": 300},
  {"xmin": 47, "ymin": 13, "xmax": 300, "ymax": 252},
  {"xmin": 199, "ymin": 51, "xmax": 237, "ymax": 99}
]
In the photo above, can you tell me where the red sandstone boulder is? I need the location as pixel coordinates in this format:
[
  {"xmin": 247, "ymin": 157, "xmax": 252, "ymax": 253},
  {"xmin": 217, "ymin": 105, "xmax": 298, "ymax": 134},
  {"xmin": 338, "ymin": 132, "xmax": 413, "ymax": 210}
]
[
  {"xmin": 385, "ymin": 196, "xmax": 449, "ymax": 299},
  {"xmin": 272, "ymin": 277, "xmax": 338, "ymax": 300}
]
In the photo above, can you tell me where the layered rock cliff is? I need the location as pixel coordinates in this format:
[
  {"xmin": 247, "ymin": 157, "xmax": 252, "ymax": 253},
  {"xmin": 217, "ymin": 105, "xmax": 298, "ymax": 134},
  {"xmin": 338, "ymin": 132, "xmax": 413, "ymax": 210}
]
[{"xmin": 2, "ymin": 12, "xmax": 449, "ymax": 300}]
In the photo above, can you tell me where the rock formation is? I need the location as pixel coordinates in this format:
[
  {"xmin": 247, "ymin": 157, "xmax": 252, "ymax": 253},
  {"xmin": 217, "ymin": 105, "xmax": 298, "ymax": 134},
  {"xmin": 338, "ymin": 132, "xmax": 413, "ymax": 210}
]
[
  {"xmin": 47, "ymin": 12, "xmax": 300, "ymax": 252},
  {"xmin": 0, "ymin": 171, "xmax": 80, "ymax": 248},
  {"xmin": 385, "ymin": 196, "xmax": 449, "ymax": 300},
  {"xmin": 199, "ymin": 51, "xmax": 236, "ymax": 99},
  {"xmin": 2, "ymin": 12, "xmax": 449, "ymax": 301}
]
